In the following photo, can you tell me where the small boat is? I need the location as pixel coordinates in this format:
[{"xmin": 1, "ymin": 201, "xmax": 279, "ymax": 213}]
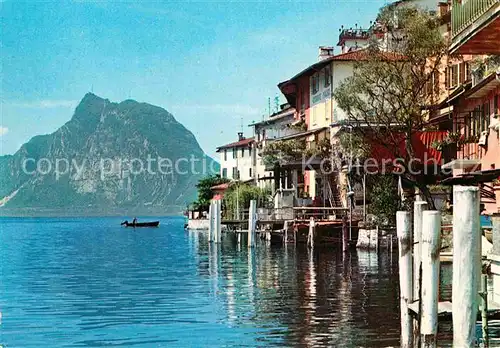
[{"xmin": 121, "ymin": 220, "xmax": 160, "ymax": 227}]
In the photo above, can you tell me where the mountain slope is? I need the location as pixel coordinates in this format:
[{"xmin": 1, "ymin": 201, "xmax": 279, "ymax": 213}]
[{"xmin": 0, "ymin": 93, "xmax": 217, "ymax": 215}]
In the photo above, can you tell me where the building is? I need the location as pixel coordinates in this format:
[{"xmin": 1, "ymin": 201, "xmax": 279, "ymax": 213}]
[
  {"xmin": 447, "ymin": 0, "xmax": 500, "ymax": 307},
  {"xmin": 438, "ymin": 0, "xmax": 500, "ymax": 214},
  {"xmin": 250, "ymin": 103, "xmax": 299, "ymax": 191},
  {"xmin": 216, "ymin": 133, "xmax": 257, "ymax": 182}
]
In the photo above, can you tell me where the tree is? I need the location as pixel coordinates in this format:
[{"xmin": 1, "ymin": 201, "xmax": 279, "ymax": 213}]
[
  {"xmin": 333, "ymin": 6, "xmax": 448, "ymax": 208},
  {"xmin": 223, "ymin": 182, "xmax": 271, "ymax": 219},
  {"xmin": 191, "ymin": 175, "xmax": 229, "ymax": 211}
]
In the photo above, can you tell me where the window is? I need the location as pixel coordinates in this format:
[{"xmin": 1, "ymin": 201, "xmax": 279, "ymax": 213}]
[
  {"xmin": 465, "ymin": 62, "xmax": 471, "ymax": 81},
  {"xmin": 232, "ymin": 167, "xmax": 239, "ymax": 179},
  {"xmin": 300, "ymin": 90, "xmax": 306, "ymax": 113},
  {"xmin": 459, "ymin": 62, "xmax": 465, "ymax": 84},
  {"xmin": 444, "ymin": 67, "xmax": 449, "ymax": 89},
  {"xmin": 232, "ymin": 149, "xmax": 237, "ymax": 159},
  {"xmin": 450, "ymin": 64, "xmax": 458, "ymax": 88},
  {"xmin": 483, "ymin": 102, "xmax": 490, "ymax": 132},
  {"xmin": 224, "ymin": 149, "xmax": 227, "ymax": 161},
  {"xmin": 222, "ymin": 168, "xmax": 227, "ymax": 178},
  {"xmin": 241, "ymin": 148, "xmax": 245, "ymax": 157},
  {"xmin": 311, "ymin": 73, "xmax": 320, "ymax": 94},
  {"xmin": 324, "ymin": 66, "xmax": 331, "ymax": 87},
  {"xmin": 249, "ymin": 168, "xmax": 252, "ymax": 178}
]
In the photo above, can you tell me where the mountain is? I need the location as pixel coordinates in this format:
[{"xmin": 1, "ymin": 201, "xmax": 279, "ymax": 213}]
[{"xmin": 0, "ymin": 93, "xmax": 218, "ymax": 216}]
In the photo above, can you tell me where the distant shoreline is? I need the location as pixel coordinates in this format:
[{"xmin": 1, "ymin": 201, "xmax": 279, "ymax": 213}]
[{"xmin": 0, "ymin": 207, "xmax": 185, "ymax": 218}]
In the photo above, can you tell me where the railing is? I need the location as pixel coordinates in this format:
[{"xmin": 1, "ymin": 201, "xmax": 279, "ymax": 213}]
[
  {"xmin": 338, "ymin": 28, "xmax": 370, "ymax": 41},
  {"xmin": 451, "ymin": 0, "xmax": 498, "ymax": 38}
]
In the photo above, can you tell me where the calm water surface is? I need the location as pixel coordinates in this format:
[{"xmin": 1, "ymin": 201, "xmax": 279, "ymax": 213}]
[{"xmin": 0, "ymin": 217, "xmax": 428, "ymax": 347}]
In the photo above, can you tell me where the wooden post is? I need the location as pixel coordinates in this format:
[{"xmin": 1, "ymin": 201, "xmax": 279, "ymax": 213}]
[
  {"xmin": 421, "ymin": 210, "xmax": 441, "ymax": 348},
  {"xmin": 414, "ymin": 200, "xmax": 428, "ymax": 346},
  {"xmin": 294, "ymin": 223, "xmax": 297, "ymax": 246},
  {"xmin": 208, "ymin": 202, "xmax": 214, "ymax": 243},
  {"xmin": 480, "ymin": 273, "xmax": 489, "ymax": 348},
  {"xmin": 397, "ymin": 211, "xmax": 413, "ymax": 348},
  {"xmin": 237, "ymin": 232, "xmax": 241, "ymax": 245},
  {"xmin": 248, "ymin": 199, "xmax": 257, "ymax": 248},
  {"xmin": 452, "ymin": 186, "xmax": 480, "ymax": 348},
  {"xmin": 215, "ymin": 200, "xmax": 222, "ymax": 244},
  {"xmin": 414, "ymin": 201, "xmax": 428, "ymax": 300},
  {"xmin": 283, "ymin": 221, "xmax": 289, "ymax": 244},
  {"xmin": 266, "ymin": 231, "xmax": 271, "ymax": 242},
  {"xmin": 390, "ymin": 234, "xmax": 393, "ymax": 254},
  {"xmin": 342, "ymin": 216, "xmax": 348, "ymax": 252},
  {"xmin": 308, "ymin": 217, "xmax": 315, "ymax": 249}
]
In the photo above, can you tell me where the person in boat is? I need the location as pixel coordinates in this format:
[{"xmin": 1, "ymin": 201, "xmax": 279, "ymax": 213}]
[{"xmin": 132, "ymin": 217, "xmax": 138, "ymax": 225}]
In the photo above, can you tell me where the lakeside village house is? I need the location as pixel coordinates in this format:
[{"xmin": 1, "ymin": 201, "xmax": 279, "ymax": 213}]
[
  {"xmin": 211, "ymin": 0, "xmax": 500, "ymax": 303},
  {"xmin": 217, "ymin": 0, "xmax": 500, "ymax": 214},
  {"xmin": 215, "ymin": 0, "xmax": 500, "ymax": 217}
]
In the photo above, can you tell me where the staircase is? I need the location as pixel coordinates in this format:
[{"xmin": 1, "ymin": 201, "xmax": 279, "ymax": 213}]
[{"xmin": 326, "ymin": 173, "xmax": 343, "ymax": 208}]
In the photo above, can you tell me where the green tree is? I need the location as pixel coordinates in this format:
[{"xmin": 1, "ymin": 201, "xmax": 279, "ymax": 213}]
[
  {"xmin": 223, "ymin": 183, "xmax": 271, "ymax": 219},
  {"xmin": 333, "ymin": 6, "xmax": 448, "ymax": 208},
  {"xmin": 191, "ymin": 175, "xmax": 229, "ymax": 211},
  {"xmin": 369, "ymin": 174, "xmax": 403, "ymax": 226}
]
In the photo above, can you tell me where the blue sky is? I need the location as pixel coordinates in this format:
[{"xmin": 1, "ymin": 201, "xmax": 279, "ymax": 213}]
[{"xmin": 1, "ymin": 0, "xmax": 389, "ymax": 157}]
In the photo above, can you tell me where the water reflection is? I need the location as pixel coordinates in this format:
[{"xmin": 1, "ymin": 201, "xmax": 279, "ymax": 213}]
[
  {"xmin": 6, "ymin": 218, "xmax": 493, "ymax": 347},
  {"xmin": 188, "ymin": 231, "xmax": 402, "ymax": 347}
]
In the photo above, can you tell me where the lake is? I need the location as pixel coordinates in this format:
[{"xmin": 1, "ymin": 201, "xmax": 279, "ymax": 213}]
[{"xmin": 0, "ymin": 216, "xmax": 470, "ymax": 347}]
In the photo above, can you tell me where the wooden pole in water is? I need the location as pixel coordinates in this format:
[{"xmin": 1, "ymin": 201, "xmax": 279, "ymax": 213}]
[
  {"xmin": 283, "ymin": 221, "xmax": 288, "ymax": 245},
  {"xmin": 452, "ymin": 185, "xmax": 480, "ymax": 348},
  {"xmin": 215, "ymin": 200, "xmax": 222, "ymax": 244},
  {"xmin": 421, "ymin": 210, "xmax": 440, "ymax": 348},
  {"xmin": 248, "ymin": 199, "xmax": 256, "ymax": 248},
  {"xmin": 396, "ymin": 211, "xmax": 413, "ymax": 348},
  {"xmin": 208, "ymin": 202, "xmax": 214, "ymax": 243},
  {"xmin": 308, "ymin": 217, "xmax": 315, "ymax": 249},
  {"xmin": 413, "ymin": 200, "xmax": 428, "ymax": 346},
  {"xmin": 481, "ymin": 273, "xmax": 489, "ymax": 347},
  {"xmin": 413, "ymin": 201, "xmax": 428, "ymax": 299},
  {"xmin": 294, "ymin": 223, "xmax": 297, "ymax": 246},
  {"xmin": 342, "ymin": 216, "xmax": 348, "ymax": 252}
]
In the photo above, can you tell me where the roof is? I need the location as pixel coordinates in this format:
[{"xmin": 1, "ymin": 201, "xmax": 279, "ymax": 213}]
[
  {"xmin": 216, "ymin": 137, "xmax": 254, "ymax": 151},
  {"xmin": 278, "ymin": 49, "xmax": 403, "ymax": 89},
  {"xmin": 210, "ymin": 183, "xmax": 231, "ymax": 191}
]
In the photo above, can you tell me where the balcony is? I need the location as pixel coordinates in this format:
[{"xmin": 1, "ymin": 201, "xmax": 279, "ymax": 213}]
[
  {"xmin": 337, "ymin": 28, "xmax": 371, "ymax": 46},
  {"xmin": 450, "ymin": 0, "xmax": 500, "ymax": 54}
]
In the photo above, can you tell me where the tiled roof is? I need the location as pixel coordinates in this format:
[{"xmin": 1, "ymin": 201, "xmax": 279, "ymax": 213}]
[
  {"xmin": 278, "ymin": 49, "xmax": 403, "ymax": 87},
  {"xmin": 216, "ymin": 137, "xmax": 254, "ymax": 151},
  {"xmin": 211, "ymin": 183, "xmax": 231, "ymax": 190}
]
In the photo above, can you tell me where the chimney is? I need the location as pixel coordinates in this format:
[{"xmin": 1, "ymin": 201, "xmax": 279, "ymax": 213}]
[
  {"xmin": 237, "ymin": 132, "xmax": 244, "ymax": 141},
  {"xmin": 318, "ymin": 46, "xmax": 334, "ymax": 61}
]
